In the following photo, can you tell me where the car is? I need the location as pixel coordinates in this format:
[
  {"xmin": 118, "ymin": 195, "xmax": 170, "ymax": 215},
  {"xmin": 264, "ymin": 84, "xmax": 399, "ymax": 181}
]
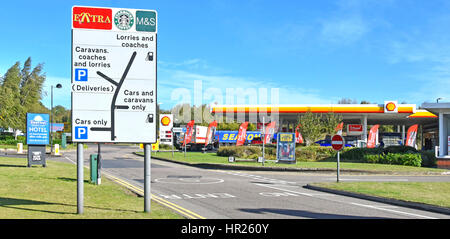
[{"xmin": 314, "ymin": 139, "xmax": 354, "ymax": 147}]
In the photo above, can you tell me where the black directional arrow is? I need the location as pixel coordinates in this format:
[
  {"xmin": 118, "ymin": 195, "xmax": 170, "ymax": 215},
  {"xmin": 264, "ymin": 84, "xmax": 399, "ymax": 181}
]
[{"xmin": 91, "ymin": 51, "xmax": 137, "ymax": 141}]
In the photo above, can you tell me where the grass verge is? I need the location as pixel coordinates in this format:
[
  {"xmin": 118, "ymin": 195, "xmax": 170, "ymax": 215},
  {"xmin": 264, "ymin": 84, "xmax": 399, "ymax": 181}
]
[
  {"xmin": 144, "ymin": 151, "xmax": 448, "ymax": 174},
  {"xmin": 310, "ymin": 182, "xmax": 450, "ymax": 208},
  {"xmin": 0, "ymin": 157, "xmax": 183, "ymax": 219}
]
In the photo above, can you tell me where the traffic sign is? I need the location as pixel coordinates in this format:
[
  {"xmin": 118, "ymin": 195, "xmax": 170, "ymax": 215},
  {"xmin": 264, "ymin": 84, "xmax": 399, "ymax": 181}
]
[
  {"xmin": 331, "ymin": 134, "xmax": 345, "ymax": 151},
  {"xmin": 71, "ymin": 6, "xmax": 157, "ymax": 143}
]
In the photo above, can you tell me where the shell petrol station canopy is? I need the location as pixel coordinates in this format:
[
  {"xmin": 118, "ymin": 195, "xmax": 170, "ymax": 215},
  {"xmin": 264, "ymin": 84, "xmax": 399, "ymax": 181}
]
[{"xmin": 210, "ymin": 102, "xmax": 438, "ymax": 126}]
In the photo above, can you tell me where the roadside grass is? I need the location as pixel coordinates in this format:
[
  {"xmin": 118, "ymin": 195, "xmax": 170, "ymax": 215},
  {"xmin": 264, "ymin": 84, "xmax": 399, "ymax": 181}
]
[
  {"xmin": 0, "ymin": 143, "xmax": 86, "ymax": 151},
  {"xmin": 144, "ymin": 151, "xmax": 448, "ymax": 174},
  {"xmin": 310, "ymin": 182, "xmax": 450, "ymax": 208},
  {"xmin": 0, "ymin": 157, "xmax": 183, "ymax": 219}
]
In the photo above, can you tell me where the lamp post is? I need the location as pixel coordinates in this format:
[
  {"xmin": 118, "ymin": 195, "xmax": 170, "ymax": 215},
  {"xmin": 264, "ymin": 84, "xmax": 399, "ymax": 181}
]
[
  {"xmin": 436, "ymin": 98, "xmax": 443, "ymax": 103},
  {"xmin": 50, "ymin": 84, "xmax": 62, "ymax": 154}
]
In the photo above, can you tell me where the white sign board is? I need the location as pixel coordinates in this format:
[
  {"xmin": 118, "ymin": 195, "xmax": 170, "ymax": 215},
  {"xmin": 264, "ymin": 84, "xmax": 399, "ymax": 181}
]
[
  {"xmin": 159, "ymin": 114, "xmax": 173, "ymax": 145},
  {"xmin": 71, "ymin": 6, "xmax": 157, "ymax": 143}
]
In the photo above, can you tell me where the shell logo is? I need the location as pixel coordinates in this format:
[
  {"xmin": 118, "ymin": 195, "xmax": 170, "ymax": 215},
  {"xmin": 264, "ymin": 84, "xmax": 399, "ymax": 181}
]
[
  {"xmin": 161, "ymin": 116, "xmax": 171, "ymax": 126},
  {"xmin": 385, "ymin": 102, "xmax": 397, "ymax": 111}
]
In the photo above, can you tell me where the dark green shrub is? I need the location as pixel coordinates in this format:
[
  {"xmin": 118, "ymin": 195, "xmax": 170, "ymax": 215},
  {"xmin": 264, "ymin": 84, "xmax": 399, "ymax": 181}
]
[
  {"xmin": 420, "ymin": 150, "xmax": 437, "ymax": 167},
  {"xmin": 340, "ymin": 147, "xmax": 382, "ymax": 161},
  {"xmin": 363, "ymin": 154, "xmax": 380, "ymax": 164},
  {"xmin": 382, "ymin": 145, "xmax": 417, "ymax": 154}
]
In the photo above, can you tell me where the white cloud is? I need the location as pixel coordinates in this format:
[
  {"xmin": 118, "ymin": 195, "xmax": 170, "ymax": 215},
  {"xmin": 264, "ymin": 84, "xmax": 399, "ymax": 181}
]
[{"xmin": 320, "ymin": 17, "xmax": 369, "ymax": 45}]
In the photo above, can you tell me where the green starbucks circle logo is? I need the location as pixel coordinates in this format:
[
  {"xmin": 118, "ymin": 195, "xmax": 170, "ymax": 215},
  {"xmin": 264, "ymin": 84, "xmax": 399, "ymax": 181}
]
[{"xmin": 114, "ymin": 10, "xmax": 134, "ymax": 30}]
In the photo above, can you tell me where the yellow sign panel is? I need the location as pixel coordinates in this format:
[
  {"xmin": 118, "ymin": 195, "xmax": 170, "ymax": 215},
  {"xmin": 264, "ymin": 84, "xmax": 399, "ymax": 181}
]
[
  {"xmin": 279, "ymin": 134, "xmax": 293, "ymax": 142},
  {"xmin": 152, "ymin": 140, "xmax": 159, "ymax": 151}
]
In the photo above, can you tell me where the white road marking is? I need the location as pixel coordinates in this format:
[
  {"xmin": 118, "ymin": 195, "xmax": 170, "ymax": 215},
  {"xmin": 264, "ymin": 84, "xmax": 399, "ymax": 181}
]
[{"xmin": 351, "ymin": 203, "xmax": 437, "ymax": 219}]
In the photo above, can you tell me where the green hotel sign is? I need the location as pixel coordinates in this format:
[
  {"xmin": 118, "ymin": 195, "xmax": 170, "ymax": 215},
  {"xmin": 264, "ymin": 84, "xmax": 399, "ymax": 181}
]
[{"xmin": 136, "ymin": 10, "xmax": 157, "ymax": 32}]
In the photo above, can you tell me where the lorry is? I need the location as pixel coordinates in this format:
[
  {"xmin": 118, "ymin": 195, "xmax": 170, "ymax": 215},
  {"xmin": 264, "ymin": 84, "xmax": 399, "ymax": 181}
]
[{"xmin": 174, "ymin": 125, "xmax": 218, "ymax": 151}]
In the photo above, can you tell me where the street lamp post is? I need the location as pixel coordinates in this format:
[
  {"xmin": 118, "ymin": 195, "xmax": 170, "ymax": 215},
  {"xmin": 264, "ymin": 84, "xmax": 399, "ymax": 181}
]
[
  {"xmin": 436, "ymin": 98, "xmax": 443, "ymax": 103},
  {"xmin": 50, "ymin": 84, "xmax": 62, "ymax": 154}
]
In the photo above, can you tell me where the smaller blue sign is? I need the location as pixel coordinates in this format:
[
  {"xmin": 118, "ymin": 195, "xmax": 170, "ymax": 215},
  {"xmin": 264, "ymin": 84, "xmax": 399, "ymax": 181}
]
[
  {"xmin": 26, "ymin": 113, "xmax": 50, "ymax": 145},
  {"xmin": 75, "ymin": 68, "xmax": 88, "ymax": 81}
]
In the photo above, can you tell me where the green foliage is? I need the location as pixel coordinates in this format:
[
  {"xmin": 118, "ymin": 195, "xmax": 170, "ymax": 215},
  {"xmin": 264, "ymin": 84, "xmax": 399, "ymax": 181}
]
[
  {"xmin": 0, "ymin": 58, "xmax": 47, "ymax": 135},
  {"xmin": 217, "ymin": 146, "xmax": 263, "ymax": 159},
  {"xmin": 419, "ymin": 150, "xmax": 437, "ymax": 167},
  {"xmin": 342, "ymin": 146, "xmax": 422, "ymax": 167},
  {"xmin": 297, "ymin": 112, "xmax": 323, "ymax": 146}
]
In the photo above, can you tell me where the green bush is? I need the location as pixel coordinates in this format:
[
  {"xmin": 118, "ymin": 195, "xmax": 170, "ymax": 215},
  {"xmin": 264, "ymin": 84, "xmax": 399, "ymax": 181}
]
[
  {"xmin": 363, "ymin": 154, "xmax": 380, "ymax": 164},
  {"xmin": 217, "ymin": 146, "xmax": 263, "ymax": 158},
  {"xmin": 383, "ymin": 145, "xmax": 417, "ymax": 154},
  {"xmin": 341, "ymin": 147, "xmax": 383, "ymax": 161},
  {"xmin": 419, "ymin": 150, "xmax": 437, "ymax": 167},
  {"xmin": 295, "ymin": 146, "xmax": 336, "ymax": 161}
]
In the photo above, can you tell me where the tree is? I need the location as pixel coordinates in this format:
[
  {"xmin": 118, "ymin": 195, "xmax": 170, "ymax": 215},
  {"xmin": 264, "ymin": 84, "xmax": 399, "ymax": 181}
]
[
  {"xmin": 297, "ymin": 112, "xmax": 323, "ymax": 146},
  {"xmin": 0, "ymin": 62, "xmax": 22, "ymax": 136},
  {"xmin": 0, "ymin": 58, "xmax": 46, "ymax": 138},
  {"xmin": 338, "ymin": 98, "xmax": 357, "ymax": 104},
  {"xmin": 322, "ymin": 113, "xmax": 343, "ymax": 135}
]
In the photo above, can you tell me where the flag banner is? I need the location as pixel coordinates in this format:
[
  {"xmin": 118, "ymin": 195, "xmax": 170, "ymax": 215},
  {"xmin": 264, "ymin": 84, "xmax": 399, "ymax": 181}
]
[
  {"xmin": 236, "ymin": 122, "xmax": 249, "ymax": 146},
  {"xmin": 204, "ymin": 120, "xmax": 218, "ymax": 146},
  {"xmin": 335, "ymin": 122, "xmax": 344, "ymax": 135},
  {"xmin": 295, "ymin": 123, "xmax": 304, "ymax": 144},
  {"xmin": 182, "ymin": 120, "xmax": 195, "ymax": 146},
  {"xmin": 264, "ymin": 121, "xmax": 277, "ymax": 144},
  {"xmin": 367, "ymin": 124, "xmax": 380, "ymax": 148},
  {"xmin": 405, "ymin": 124, "xmax": 418, "ymax": 147}
]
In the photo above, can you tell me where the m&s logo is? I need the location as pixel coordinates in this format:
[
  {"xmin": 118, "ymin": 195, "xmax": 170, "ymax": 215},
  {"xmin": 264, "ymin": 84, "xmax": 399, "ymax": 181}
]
[{"xmin": 73, "ymin": 7, "xmax": 112, "ymax": 30}]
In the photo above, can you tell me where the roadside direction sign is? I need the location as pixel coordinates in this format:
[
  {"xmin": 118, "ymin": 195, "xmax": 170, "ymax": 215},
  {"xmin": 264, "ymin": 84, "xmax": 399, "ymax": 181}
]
[
  {"xmin": 331, "ymin": 134, "xmax": 345, "ymax": 151},
  {"xmin": 71, "ymin": 6, "xmax": 157, "ymax": 143}
]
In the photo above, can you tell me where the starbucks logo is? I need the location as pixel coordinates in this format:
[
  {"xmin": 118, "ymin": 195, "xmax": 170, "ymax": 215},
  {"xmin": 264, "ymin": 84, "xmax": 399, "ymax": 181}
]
[{"xmin": 114, "ymin": 10, "xmax": 134, "ymax": 30}]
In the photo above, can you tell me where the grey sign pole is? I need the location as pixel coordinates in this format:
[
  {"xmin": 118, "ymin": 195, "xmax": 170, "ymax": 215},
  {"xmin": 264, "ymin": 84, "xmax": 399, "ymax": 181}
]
[
  {"xmin": 77, "ymin": 143, "xmax": 84, "ymax": 214},
  {"xmin": 337, "ymin": 151, "xmax": 340, "ymax": 183},
  {"xmin": 144, "ymin": 143, "xmax": 151, "ymax": 213}
]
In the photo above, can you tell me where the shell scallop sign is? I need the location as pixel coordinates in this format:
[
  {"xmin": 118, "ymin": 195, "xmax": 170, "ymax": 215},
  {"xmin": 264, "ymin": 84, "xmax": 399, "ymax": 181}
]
[{"xmin": 384, "ymin": 101, "xmax": 398, "ymax": 113}]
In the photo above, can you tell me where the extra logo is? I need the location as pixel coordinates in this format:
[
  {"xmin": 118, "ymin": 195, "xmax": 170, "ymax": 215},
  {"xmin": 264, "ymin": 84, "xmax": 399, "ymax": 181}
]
[
  {"xmin": 114, "ymin": 10, "xmax": 134, "ymax": 30},
  {"xmin": 72, "ymin": 7, "xmax": 112, "ymax": 30}
]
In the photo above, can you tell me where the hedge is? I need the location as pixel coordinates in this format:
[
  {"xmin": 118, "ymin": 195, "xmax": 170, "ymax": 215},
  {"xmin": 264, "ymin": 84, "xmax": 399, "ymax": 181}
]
[{"xmin": 216, "ymin": 145, "xmax": 426, "ymax": 167}]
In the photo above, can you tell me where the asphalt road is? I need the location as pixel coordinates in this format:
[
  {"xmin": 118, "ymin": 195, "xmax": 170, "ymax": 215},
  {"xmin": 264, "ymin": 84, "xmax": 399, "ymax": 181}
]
[{"xmin": 60, "ymin": 144, "xmax": 450, "ymax": 219}]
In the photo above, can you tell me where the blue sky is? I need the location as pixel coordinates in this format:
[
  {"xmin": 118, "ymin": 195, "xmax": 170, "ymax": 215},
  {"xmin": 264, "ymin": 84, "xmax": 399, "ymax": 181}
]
[{"xmin": 1, "ymin": 0, "xmax": 449, "ymax": 110}]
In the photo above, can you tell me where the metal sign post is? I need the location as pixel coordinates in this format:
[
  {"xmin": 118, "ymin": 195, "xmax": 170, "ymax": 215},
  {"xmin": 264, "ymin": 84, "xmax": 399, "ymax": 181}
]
[
  {"xmin": 144, "ymin": 143, "xmax": 151, "ymax": 212},
  {"xmin": 331, "ymin": 134, "xmax": 345, "ymax": 183},
  {"xmin": 77, "ymin": 143, "xmax": 84, "ymax": 214}
]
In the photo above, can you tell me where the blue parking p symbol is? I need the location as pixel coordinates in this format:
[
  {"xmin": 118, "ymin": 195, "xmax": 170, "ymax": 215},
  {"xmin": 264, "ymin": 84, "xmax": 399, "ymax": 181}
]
[
  {"xmin": 75, "ymin": 126, "xmax": 88, "ymax": 139},
  {"xmin": 75, "ymin": 69, "xmax": 88, "ymax": 81}
]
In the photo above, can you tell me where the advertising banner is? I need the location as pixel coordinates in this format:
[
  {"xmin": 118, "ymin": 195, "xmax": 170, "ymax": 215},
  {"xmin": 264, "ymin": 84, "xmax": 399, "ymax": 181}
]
[
  {"xmin": 347, "ymin": 124, "xmax": 363, "ymax": 136},
  {"xmin": 367, "ymin": 124, "xmax": 380, "ymax": 148},
  {"xmin": 236, "ymin": 122, "xmax": 249, "ymax": 146},
  {"xmin": 204, "ymin": 121, "xmax": 217, "ymax": 146},
  {"xmin": 335, "ymin": 122, "xmax": 344, "ymax": 135},
  {"xmin": 264, "ymin": 121, "xmax": 276, "ymax": 144},
  {"xmin": 405, "ymin": 124, "xmax": 418, "ymax": 147},
  {"xmin": 182, "ymin": 120, "xmax": 195, "ymax": 146},
  {"xmin": 26, "ymin": 113, "xmax": 50, "ymax": 145},
  {"xmin": 276, "ymin": 133, "xmax": 296, "ymax": 163},
  {"xmin": 295, "ymin": 123, "xmax": 303, "ymax": 144}
]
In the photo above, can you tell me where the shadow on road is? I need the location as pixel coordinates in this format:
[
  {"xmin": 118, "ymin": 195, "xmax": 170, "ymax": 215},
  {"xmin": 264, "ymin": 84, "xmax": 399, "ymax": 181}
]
[{"xmin": 238, "ymin": 208, "xmax": 389, "ymax": 219}]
